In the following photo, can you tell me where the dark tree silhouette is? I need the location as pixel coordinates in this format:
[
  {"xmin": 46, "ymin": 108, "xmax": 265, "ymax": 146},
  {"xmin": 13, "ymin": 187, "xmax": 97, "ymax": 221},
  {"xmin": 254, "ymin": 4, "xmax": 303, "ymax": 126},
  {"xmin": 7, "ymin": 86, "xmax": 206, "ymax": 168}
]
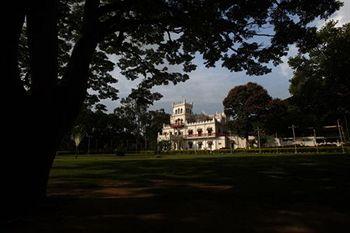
[
  {"xmin": 261, "ymin": 98, "xmax": 290, "ymax": 137},
  {"xmin": 223, "ymin": 82, "xmax": 272, "ymax": 146},
  {"xmin": 1, "ymin": 0, "xmax": 342, "ymax": 214},
  {"xmin": 289, "ymin": 22, "xmax": 350, "ymax": 127}
]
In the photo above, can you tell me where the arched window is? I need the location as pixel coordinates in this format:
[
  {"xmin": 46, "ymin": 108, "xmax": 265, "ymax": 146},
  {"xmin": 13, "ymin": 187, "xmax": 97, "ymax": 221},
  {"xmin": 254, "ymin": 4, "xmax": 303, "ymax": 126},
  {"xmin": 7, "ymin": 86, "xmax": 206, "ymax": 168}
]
[
  {"xmin": 198, "ymin": 141, "xmax": 203, "ymax": 149},
  {"xmin": 188, "ymin": 129, "xmax": 193, "ymax": 136},
  {"xmin": 197, "ymin": 128, "xmax": 203, "ymax": 136},
  {"xmin": 188, "ymin": 141, "xmax": 193, "ymax": 149},
  {"xmin": 208, "ymin": 141, "xmax": 213, "ymax": 149},
  {"xmin": 207, "ymin": 127, "xmax": 213, "ymax": 136}
]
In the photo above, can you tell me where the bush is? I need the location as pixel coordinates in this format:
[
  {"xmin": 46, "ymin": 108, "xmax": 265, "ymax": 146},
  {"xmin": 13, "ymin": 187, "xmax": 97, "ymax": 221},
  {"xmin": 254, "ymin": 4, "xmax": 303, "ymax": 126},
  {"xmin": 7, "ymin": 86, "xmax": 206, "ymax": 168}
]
[
  {"xmin": 114, "ymin": 147, "xmax": 126, "ymax": 156},
  {"xmin": 56, "ymin": 150, "xmax": 75, "ymax": 155},
  {"xmin": 158, "ymin": 146, "xmax": 349, "ymax": 155}
]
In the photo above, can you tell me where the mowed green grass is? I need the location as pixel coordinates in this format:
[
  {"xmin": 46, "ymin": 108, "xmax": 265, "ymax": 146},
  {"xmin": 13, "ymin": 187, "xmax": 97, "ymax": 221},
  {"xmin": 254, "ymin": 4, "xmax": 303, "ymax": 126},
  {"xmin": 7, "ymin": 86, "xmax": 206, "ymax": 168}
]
[{"xmin": 7, "ymin": 153, "xmax": 350, "ymax": 233}]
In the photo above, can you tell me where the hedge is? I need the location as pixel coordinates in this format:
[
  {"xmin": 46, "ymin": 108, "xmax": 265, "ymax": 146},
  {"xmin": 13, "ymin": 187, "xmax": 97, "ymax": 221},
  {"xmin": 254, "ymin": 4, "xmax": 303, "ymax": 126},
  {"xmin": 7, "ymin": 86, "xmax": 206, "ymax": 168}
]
[{"xmin": 160, "ymin": 146, "xmax": 350, "ymax": 155}]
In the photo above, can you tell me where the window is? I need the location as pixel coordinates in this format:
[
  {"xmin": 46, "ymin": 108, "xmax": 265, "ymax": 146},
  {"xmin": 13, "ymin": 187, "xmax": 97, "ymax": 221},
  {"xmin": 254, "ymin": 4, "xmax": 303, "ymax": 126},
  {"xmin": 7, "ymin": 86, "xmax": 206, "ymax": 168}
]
[
  {"xmin": 197, "ymin": 128, "xmax": 203, "ymax": 136},
  {"xmin": 180, "ymin": 108, "xmax": 183, "ymax": 113},
  {"xmin": 188, "ymin": 141, "xmax": 193, "ymax": 149},
  {"xmin": 207, "ymin": 127, "xmax": 213, "ymax": 136},
  {"xmin": 198, "ymin": 141, "xmax": 202, "ymax": 149},
  {"xmin": 208, "ymin": 141, "xmax": 213, "ymax": 149},
  {"xmin": 188, "ymin": 129, "xmax": 193, "ymax": 136}
]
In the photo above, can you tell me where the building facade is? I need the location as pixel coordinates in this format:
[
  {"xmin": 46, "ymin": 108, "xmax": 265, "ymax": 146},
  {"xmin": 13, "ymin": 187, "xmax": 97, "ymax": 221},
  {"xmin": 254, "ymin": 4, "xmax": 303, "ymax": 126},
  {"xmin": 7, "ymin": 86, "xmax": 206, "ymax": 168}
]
[
  {"xmin": 157, "ymin": 101, "xmax": 248, "ymax": 150},
  {"xmin": 157, "ymin": 101, "xmax": 346, "ymax": 150}
]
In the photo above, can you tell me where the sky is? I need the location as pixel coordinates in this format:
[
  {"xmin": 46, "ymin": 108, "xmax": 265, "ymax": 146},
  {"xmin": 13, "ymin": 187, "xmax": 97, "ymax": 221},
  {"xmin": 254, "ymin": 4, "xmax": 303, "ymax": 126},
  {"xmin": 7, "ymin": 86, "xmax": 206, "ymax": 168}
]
[{"xmin": 104, "ymin": 0, "xmax": 350, "ymax": 114}]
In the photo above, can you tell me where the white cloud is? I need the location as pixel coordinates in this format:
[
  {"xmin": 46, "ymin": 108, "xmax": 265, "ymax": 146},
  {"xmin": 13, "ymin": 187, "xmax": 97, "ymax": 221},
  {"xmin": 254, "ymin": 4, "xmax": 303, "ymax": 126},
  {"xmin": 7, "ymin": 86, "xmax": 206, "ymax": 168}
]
[
  {"xmin": 318, "ymin": 0, "xmax": 350, "ymax": 28},
  {"xmin": 331, "ymin": 0, "xmax": 350, "ymax": 26},
  {"xmin": 278, "ymin": 45, "xmax": 298, "ymax": 78},
  {"xmin": 150, "ymin": 59, "xmax": 293, "ymax": 114},
  {"xmin": 106, "ymin": 56, "xmax": 294, "ymax": 113}
]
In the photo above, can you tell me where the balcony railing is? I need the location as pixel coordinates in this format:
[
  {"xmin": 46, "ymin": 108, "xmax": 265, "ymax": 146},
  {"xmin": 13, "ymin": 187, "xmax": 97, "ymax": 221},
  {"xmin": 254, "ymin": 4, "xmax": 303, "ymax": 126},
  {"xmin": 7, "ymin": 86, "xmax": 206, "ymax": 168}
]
[
  {"xmin": 170, "ymin": 123, "xmax": 185, "ymax": 129},
  {"xmin": 186, "ymin": 132, "xmax": 226, "ymax": 138},
  {"xmin": 159, "ymin": 132, "xmax": 227, "ymax": 139}
]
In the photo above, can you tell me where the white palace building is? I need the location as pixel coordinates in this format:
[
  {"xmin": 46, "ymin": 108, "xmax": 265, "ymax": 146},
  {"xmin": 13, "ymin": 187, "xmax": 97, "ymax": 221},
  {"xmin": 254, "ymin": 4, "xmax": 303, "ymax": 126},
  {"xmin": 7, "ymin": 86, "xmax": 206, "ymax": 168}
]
[
  {"xmin": 157, "ymin": 101, "xmax": 248, "ymax": 150},
  {"xmin": 157, "ymin": 101, "xmax": 346, "ymax": 150}
]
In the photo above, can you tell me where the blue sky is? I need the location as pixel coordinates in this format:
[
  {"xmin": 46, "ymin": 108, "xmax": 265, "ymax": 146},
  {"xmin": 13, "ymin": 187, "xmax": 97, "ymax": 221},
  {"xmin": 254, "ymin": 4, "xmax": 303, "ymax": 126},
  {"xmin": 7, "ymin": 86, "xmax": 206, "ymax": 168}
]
[{"xmin": 104, "ymin": 0, "xmax": 350, "ymax": 114}]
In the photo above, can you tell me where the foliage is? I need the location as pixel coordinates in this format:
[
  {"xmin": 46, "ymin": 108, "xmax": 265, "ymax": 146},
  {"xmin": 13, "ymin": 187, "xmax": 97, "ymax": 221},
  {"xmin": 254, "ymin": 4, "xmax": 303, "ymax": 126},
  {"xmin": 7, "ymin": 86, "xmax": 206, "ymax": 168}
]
[
  {"xmin": 223, "ymin": 82, "xmax": 272, "ymax": 141},
  {"xmin": 158, "ymin": 140, "xmax": 171, "ymax": 152},
  {"xmin": 114, "ymin": 96, "xmax": 170, "ymax": 151},
  {"xmin": 289, "ymin": 22, "xmax": 350, "ymax": 125},
  {"xmin": 61, "ymin": 99, "xmax": 170, "ymax": 153},
  {"xmin": 259, "ymin": 98, "xmax": 308, "ymax": 137},
  {"xmin": 145, "ymin": 109, "xmax": 171, "ymax": 149},
  {"xmin": 260, "ymin": 99, "xmax": 288, "ymax": 136},
  {"xmin": 17, "ymin": 0, "xmax": 343, "ymax": 109},
  {"xmin": 157, "ymin": 146, "xmax": 349, "ymax": 155}
]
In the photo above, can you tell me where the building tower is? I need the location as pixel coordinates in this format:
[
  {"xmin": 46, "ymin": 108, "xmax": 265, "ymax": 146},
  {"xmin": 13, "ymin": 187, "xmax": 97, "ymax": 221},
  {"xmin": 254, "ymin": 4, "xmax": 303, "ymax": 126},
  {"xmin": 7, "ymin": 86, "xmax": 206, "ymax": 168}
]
[{"xmin": 170, "ymin": 100, "xmax": 193, "ymax": 126}]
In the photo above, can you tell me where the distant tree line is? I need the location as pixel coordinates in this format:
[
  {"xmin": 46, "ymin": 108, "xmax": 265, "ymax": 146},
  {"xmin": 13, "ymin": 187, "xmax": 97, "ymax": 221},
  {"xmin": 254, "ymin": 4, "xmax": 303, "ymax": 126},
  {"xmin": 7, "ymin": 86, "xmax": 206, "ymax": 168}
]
[{"xmin": 59, "ymin": 97, "xmax": 169, "ymax": 154}]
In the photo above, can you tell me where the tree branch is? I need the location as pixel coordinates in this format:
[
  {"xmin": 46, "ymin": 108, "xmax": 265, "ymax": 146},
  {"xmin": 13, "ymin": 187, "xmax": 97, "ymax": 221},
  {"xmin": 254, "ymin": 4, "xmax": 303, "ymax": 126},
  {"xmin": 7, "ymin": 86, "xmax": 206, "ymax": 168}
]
[
  {"xmin": 247, "ymin": 32, "xmax": 274, "ymax": 37},
  {"xmin": 98, "ymin": 1, "xmax": 187, "ymax": 41},
  {"xmin": 57, "ymin": 0, "xmax": 101, "ymax": 136}
]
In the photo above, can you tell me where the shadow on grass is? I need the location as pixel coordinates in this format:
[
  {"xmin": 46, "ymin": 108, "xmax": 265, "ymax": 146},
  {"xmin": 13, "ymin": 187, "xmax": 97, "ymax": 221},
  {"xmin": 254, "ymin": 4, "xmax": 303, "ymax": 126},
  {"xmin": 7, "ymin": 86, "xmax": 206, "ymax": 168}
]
[{"xmin": 4, "ymin": 154, "xmax": 350, "ymax": 233}]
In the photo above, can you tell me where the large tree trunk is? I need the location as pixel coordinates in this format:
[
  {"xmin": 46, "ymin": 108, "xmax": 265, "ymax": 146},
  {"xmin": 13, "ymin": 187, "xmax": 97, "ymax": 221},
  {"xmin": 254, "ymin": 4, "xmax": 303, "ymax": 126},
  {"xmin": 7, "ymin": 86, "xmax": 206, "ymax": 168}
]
[
  {"xmin": 1, "ymin": 0, "xmax": 31, "ymax": 218},
  {"xmin": 1, "ymin": 0, "xmax": 99, "ymax": 219},
  {"xmin": 2, "ymin": 110, "xmax": 58, "ymax": 218}
]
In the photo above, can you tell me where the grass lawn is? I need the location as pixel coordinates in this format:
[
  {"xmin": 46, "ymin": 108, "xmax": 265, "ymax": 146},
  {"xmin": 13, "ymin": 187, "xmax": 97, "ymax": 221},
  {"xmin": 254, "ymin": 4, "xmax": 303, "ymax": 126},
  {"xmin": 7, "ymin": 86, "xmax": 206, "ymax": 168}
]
[{"xmin": 4, "ymin": 153, "xmax": 350, "ymax": 233}]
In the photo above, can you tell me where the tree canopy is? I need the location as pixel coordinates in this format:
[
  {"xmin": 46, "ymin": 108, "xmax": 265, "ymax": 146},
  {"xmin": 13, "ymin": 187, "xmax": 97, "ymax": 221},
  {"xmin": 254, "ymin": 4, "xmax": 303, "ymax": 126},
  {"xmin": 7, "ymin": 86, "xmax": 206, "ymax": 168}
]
[
  {"xmin": 16, "ymin": 0, "xmax": 343, "ymax": 109},
  {"xmin": 223, "ymin": 82, "xmax": 272, "ymax": 143},
  {"xmin": 289, "ymin": 22, "xmax": 350, "ymax": 125}
]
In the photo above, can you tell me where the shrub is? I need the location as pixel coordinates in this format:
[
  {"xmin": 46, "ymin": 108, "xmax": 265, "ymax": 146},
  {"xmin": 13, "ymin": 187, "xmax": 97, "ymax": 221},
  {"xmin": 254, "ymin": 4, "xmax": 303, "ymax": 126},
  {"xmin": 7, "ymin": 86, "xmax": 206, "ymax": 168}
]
[
  {"xmin": 158, "ymin": 146, "xmax": 349, "ymax": 155},
  {"xmin": 114, "ymin": 146, "xmax": 126, "ymax": 156}
]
